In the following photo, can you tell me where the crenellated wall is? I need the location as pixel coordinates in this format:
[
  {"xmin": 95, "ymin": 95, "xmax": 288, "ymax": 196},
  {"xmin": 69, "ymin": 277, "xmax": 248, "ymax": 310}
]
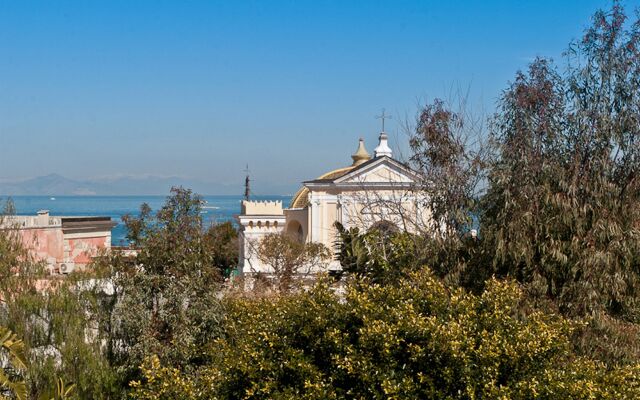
[{"xmin": 241, "ymin": 200, "xmax": 284, "ymax": 215}]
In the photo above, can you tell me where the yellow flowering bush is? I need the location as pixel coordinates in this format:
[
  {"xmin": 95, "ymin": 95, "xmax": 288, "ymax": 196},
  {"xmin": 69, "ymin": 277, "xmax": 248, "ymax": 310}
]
[
  {"xmin": 131, "ymin": 268, "xmax": 640, "ymax": 399},
  {"xmin": 130, "ymin": 355, "xmax": 198, "ymax": 400}
]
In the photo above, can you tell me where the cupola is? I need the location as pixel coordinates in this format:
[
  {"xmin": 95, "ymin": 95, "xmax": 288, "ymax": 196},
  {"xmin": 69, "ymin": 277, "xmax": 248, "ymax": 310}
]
[{"xmin": 351, "ymin": 138, "xmax": 371, "ymax": 166}]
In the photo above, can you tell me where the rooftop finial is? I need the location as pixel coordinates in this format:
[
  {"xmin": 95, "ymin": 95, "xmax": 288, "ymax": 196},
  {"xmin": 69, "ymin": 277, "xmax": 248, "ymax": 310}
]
[
  {"xmin": 351, "ymin": 138, "xmax": 371, "ymax": 166},
  {"xmin": 374, "ymin": 133, "xmax": 393, "ymax": 158},
  {"xmin": 374, "ymin": 109, "xmax": 393, "ymax": 158}
]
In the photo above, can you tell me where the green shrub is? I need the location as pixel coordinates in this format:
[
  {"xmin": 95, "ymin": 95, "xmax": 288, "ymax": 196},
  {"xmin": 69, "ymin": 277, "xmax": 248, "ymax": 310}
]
[{"xmin": 132, "ymin": 268, "xmax": 640, "ymax": 399}]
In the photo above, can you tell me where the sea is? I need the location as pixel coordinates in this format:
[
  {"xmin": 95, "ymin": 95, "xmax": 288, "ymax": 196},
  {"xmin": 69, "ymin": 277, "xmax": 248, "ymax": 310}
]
[{"xmin": 4, "ymin": 195, "xmax": 291, "ymax": 246}]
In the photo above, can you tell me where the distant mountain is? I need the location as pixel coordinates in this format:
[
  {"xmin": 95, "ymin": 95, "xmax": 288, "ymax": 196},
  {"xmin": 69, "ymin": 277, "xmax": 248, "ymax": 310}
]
[
  {"xmin": 0, "ymin": 174, "xmax": 297, "ymax": 196},
  {"xmin": 0, "ymin": 174, "xmax": 94, "ymax": 196}
]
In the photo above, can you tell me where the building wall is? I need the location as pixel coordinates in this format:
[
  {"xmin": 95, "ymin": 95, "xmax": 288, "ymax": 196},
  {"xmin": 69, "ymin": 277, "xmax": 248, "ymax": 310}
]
[
  {"xmin": 19, "ymin": 227, "xmax": 64, "ymax": 266},
  {"xmin": 306, "ymin": 188, "xmax": 430, "ymax": 263},
  {"xmin": 284, "ymin": 208, "xmax": 308, "ymax": 241},
  {"xmin": 65, "ymin": 234, "xmax": 111, "ymax": 266},
  {"xmin": 338, "ymin": 189, "xmax": 432, "ymax": 233},
  {"xmin": 18, "ymin": 228, "xmax": 112, "ymax": 271},
  {"xmin": 308, "ymin": 190, "xmax": 338, "ymax": 246},
  {"xmin": 237, "ymin": 217, "xmax": 286, "ymax": 274},
  {"xmin": 236, "ymin": 201, "xmax": 287, "ymax": 274},
  {"xmin": 241, "ymin": 200, "xmax": 283, "ymax": 215},
  {"xmin": 6, "ymin": 213, "xmax": 114, "ymax": 273}
]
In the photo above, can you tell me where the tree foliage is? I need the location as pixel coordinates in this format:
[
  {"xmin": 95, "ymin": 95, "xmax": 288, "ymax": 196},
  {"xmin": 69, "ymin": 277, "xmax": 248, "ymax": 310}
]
[
  {"xmin": 405, "ymin": 82, "xmax": 489, "ymax": 292},
  {"xmin": 132, "ymin": 268, "xmax": 640, "ymax": 399},
  {"xmin": 205, "ymin": 221, "xmax": 239, "ymax": 278},
  {"xmin": 38, "ymin": 378, "xmax": 76, "ymax": 400},
  {"xmin": 334, "ymin": 222, "xmax": 422, "ymax": 284},
  {"xmin": 396, "ymin": 3, "xmax": 640, "ymax": 365},
  {"xmin": 5, "ymin": 3, "xmax": 640, "ymax": 398},
  {"xmin": 0, "ymin": 189, "xmax": 234, "ymax": 398},
  {"xmin": 478, "ymin": 3, "xmax": 640, "ymax": 363},
  {"xmin": 93, "ymin": 187, "xmax": 227, "ymax": 382},
  {"xmin": 0, "ymin": 326, "xmax": 28, "ymax": 400},
  {"xmin": 254, "ymin": 233, "xmax": 331, "ymax": 293},
  {"xmin": 409, "ymin": 98, "xmax": 486, "ymax": 234},
  {"xmin": 0, "ymin": 199, "xmax": 113, "ymax": 399}
]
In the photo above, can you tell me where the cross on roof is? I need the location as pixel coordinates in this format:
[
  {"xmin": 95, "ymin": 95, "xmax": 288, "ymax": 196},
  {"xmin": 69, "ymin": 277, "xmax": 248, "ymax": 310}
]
[{"xmin": 375, "ymin": 108, "xmax": 392, "ymax": 132}]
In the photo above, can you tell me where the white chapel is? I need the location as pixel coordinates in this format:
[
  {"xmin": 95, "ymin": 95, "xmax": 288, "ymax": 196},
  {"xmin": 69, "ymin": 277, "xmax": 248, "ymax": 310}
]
[{"xmin": 236, "ymin": 130, "xmax": 431, "ymax": 275}]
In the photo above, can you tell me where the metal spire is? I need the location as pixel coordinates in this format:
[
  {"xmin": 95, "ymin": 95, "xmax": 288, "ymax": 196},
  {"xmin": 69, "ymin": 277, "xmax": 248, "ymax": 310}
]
[{"xmin": 244, "ymin": 164, "xmax": 250, "ymax": 201}]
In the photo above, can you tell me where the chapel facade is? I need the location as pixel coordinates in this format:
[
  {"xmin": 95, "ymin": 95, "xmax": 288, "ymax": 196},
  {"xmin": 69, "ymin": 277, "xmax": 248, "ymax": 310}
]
[{"xmin": 236, "ymin": 131, "xmax": 431, "ymax": 275}]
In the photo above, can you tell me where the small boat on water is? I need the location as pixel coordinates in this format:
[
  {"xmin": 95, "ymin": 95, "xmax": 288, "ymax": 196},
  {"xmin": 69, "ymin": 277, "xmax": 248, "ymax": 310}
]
[{"xmin": 50, "ymin": 197, "xmax": 56, "ymax": 201}]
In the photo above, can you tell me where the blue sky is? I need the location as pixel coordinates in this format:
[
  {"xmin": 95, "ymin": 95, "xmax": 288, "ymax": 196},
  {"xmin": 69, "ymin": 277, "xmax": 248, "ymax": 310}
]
[{"xmin": 0, "ymin": 0, "xmax": 630, "ymax": 193}]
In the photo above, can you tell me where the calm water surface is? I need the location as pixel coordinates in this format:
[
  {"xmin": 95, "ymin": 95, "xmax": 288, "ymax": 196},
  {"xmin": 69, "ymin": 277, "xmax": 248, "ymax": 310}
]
[{"xmin": 5, "ymin": 195, "xmax": 291, "ymax": 245}]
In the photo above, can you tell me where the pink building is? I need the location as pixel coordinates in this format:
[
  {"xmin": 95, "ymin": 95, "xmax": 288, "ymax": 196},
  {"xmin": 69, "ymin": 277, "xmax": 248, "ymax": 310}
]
[{"xmin": 5, "ymin": 210, "xmax": 116, "ymax": 274}]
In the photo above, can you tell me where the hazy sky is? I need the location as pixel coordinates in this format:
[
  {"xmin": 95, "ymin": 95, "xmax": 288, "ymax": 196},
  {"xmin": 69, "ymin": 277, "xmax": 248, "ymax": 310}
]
[{"xmin": 0, "ymin": 0, "xmax": 628, "ymax": 191}]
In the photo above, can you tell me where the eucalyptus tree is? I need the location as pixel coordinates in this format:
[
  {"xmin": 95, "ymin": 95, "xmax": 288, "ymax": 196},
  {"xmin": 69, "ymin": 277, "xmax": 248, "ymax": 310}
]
[
  {"xmin": 98, "ymin": 187, "xmax": 228, "ymax": 384},
  {"xmin": 482, "ymin": 3, "xmax": 640, "ymax": 363}
]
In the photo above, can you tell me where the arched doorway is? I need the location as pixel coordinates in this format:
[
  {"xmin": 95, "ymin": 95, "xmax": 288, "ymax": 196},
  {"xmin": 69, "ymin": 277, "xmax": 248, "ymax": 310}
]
[
  {"xmin": 369, "ymin": 220, "xmax": 398, "ymax": 237},
  {"xmin": 286, "ymin": 220, "xmax": 304, "ymax": 243}
]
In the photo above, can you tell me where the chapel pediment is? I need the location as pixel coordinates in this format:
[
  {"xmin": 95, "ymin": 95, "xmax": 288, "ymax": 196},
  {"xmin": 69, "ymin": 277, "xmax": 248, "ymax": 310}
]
[
  {"xmin": 332, "ymin": 156, "xmax": 418, "ymax": 185},
  {"xmin": 289, "ymin": 135, "xmax": 421, "ymax": 209},
  {"xmin": 302, "ymin": 156, "xmax": 419, "ymax": 189}
]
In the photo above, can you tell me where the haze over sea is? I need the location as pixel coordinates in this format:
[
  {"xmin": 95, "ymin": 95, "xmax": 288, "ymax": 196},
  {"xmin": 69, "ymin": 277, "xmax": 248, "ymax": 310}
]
[{"xmin": 6, "ymin": 195, "xmax": 291, "ymax": 246}]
